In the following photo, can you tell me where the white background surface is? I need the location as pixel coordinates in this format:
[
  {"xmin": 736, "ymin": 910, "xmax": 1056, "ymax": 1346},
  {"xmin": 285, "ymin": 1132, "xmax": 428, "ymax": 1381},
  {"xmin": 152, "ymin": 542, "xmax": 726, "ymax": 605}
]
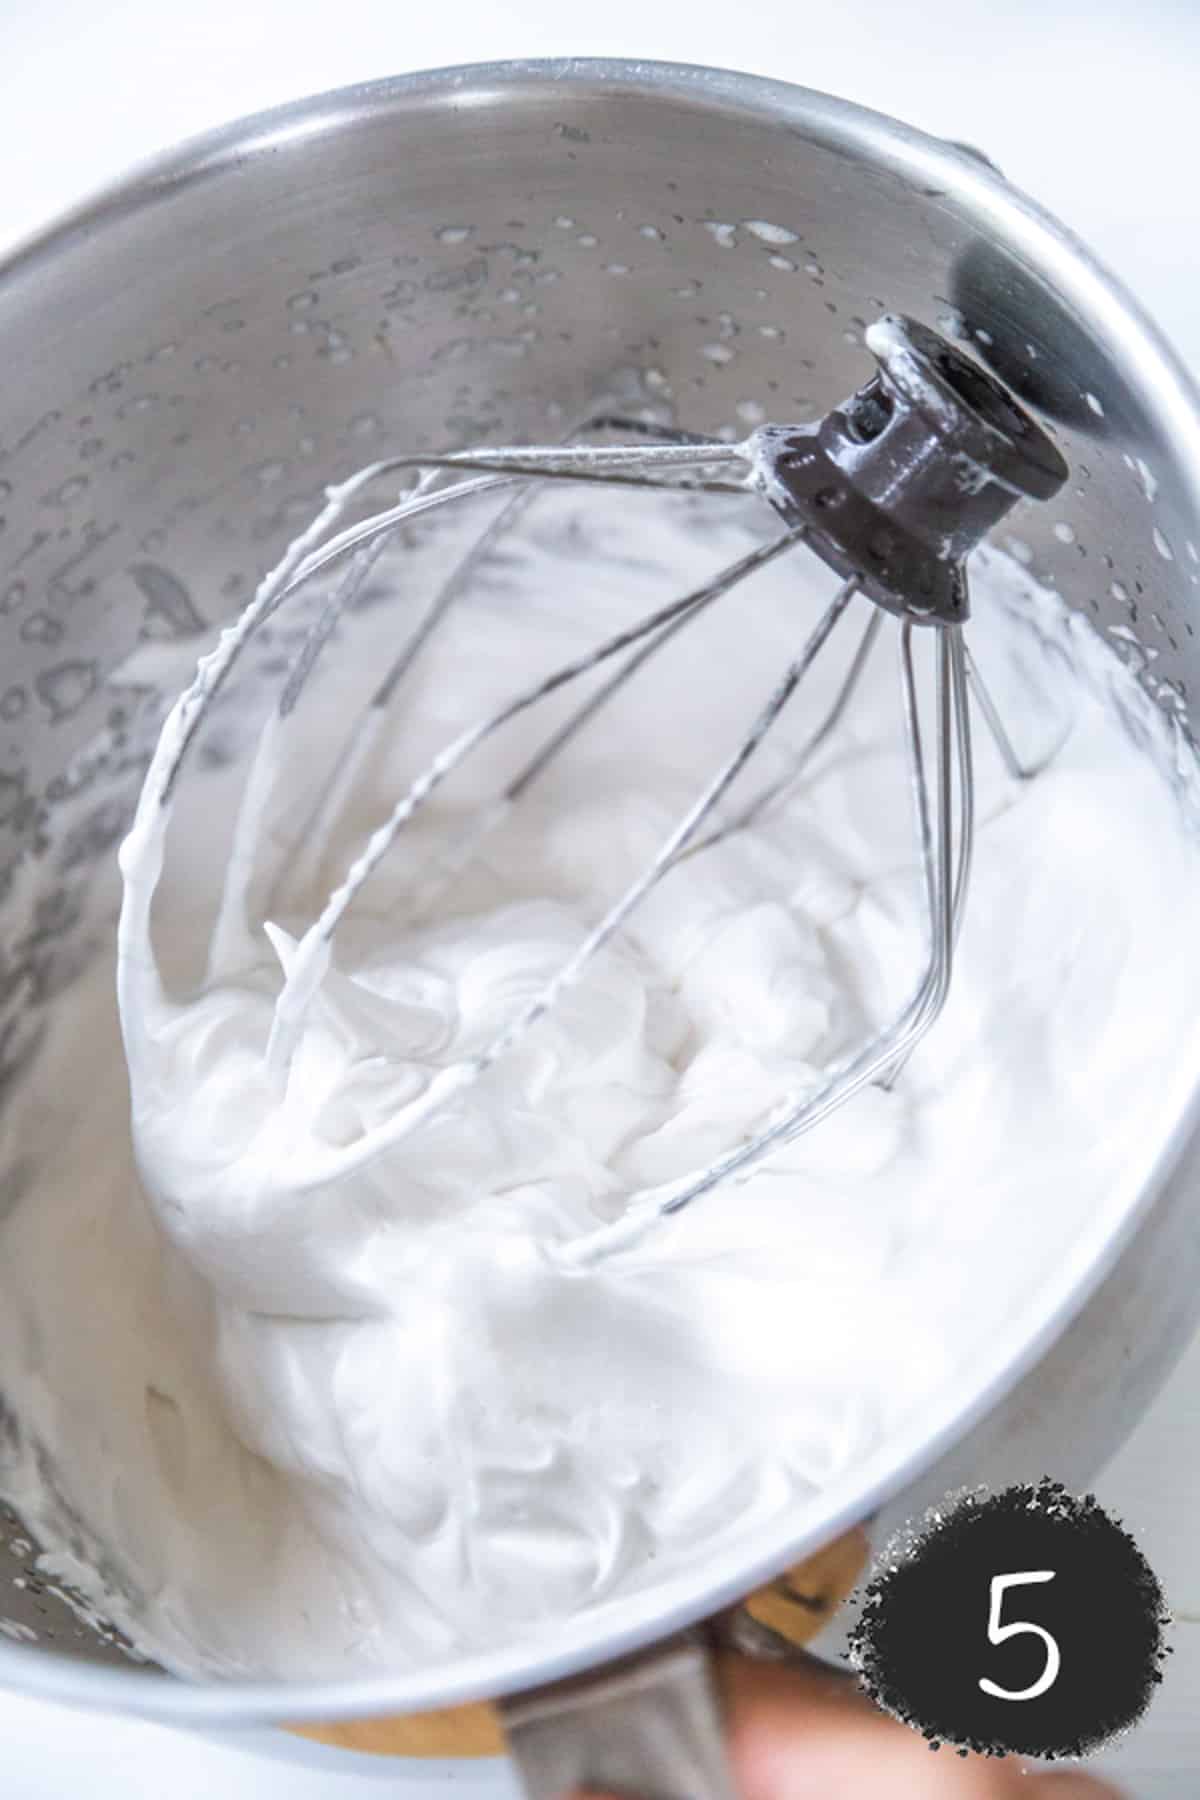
[{"xmin": 0, "ymin": 1, "xmax": 1197, "ymax": 1794}]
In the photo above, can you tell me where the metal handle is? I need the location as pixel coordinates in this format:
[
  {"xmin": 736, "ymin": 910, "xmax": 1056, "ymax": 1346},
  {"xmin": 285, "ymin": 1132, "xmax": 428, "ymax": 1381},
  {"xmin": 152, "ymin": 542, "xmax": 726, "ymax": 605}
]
[
  {"xmin": 501, "ymin": 1635, "xmax": 736, "ymax": 1800},
  {"xmin": 499, "ymin": 1529, "xmax": 872, "ymax": 1798}
]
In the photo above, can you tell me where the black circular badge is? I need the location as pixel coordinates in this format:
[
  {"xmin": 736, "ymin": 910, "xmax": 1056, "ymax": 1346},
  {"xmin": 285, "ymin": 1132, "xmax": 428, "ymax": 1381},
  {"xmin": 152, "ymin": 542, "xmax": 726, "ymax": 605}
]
[{"xmin": 846, "ymin": 1480, "xmax": 1170, "ymax": 1759}]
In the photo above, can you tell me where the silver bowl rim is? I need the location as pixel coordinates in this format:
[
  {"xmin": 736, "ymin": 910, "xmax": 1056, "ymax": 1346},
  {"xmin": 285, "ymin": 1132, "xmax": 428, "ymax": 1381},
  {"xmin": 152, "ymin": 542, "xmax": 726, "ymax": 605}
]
[{"xmin": 1, "ymin": 53, "xmax": 1199, "ymax": 1727}]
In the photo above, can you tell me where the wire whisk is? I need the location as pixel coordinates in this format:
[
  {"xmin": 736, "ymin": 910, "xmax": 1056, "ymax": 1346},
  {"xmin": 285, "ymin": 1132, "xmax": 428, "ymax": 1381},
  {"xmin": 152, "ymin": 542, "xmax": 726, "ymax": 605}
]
[{"xmin": 119, "ymin": 314, "xmax": 1068, "ymax": 1266}]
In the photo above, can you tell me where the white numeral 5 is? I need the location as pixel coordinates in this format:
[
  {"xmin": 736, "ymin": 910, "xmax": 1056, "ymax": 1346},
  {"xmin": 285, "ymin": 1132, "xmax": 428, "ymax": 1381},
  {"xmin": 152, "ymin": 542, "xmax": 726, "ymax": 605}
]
[{"xmin": 978, "ymin": 1570, "xmax": 1060, "ymax": 1702}]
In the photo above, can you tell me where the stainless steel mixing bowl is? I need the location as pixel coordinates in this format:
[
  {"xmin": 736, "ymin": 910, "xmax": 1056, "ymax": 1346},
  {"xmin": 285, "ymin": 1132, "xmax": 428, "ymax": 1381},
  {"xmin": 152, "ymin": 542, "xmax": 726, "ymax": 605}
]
[{"xmin": 1, "ymin": 58, "xmax": 1199, "ymax": 1754}]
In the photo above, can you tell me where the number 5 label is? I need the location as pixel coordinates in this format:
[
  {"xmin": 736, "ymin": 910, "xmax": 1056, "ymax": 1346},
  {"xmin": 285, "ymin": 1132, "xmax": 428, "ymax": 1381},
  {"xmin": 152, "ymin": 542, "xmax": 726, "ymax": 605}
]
[{"xmin": 978, "ymin": 1570, "xmax": 1061, "ymax": 1702}]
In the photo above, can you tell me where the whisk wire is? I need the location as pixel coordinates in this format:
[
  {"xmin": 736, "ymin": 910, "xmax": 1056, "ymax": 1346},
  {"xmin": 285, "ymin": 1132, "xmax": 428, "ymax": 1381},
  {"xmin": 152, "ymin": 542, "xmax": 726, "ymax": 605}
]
[
  {"xmin": 265, "ymin": 570, "xmax": 860, "ymax": 1181},
  {"xmin": 272, "ymin": 484, "xmax": 543, "ymax": 915},
  {"xmin": 386, "ymin": 526, "xmax": 818, "ymax": 931},
  {"xmin": 363, "ymin": 439, "xmax": 751, "ymax": 482},
  {"xmin": 681, "ymin": 604, "xmax": 885, "ymax": 862},
  {"xmin": 269, "ymin": 413, "xmax": 698, "ymax": 911},
  {"xmin": 264, "ymin": 529, "xmax": 809, "ymax": 1078},
  {"xmin": 561, "ymin": 612, "xmax": 966, "ymax": 1266},
  {"xmin": 963, "ymin": 643, "xmax": 1039, "ymax": 781}
]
